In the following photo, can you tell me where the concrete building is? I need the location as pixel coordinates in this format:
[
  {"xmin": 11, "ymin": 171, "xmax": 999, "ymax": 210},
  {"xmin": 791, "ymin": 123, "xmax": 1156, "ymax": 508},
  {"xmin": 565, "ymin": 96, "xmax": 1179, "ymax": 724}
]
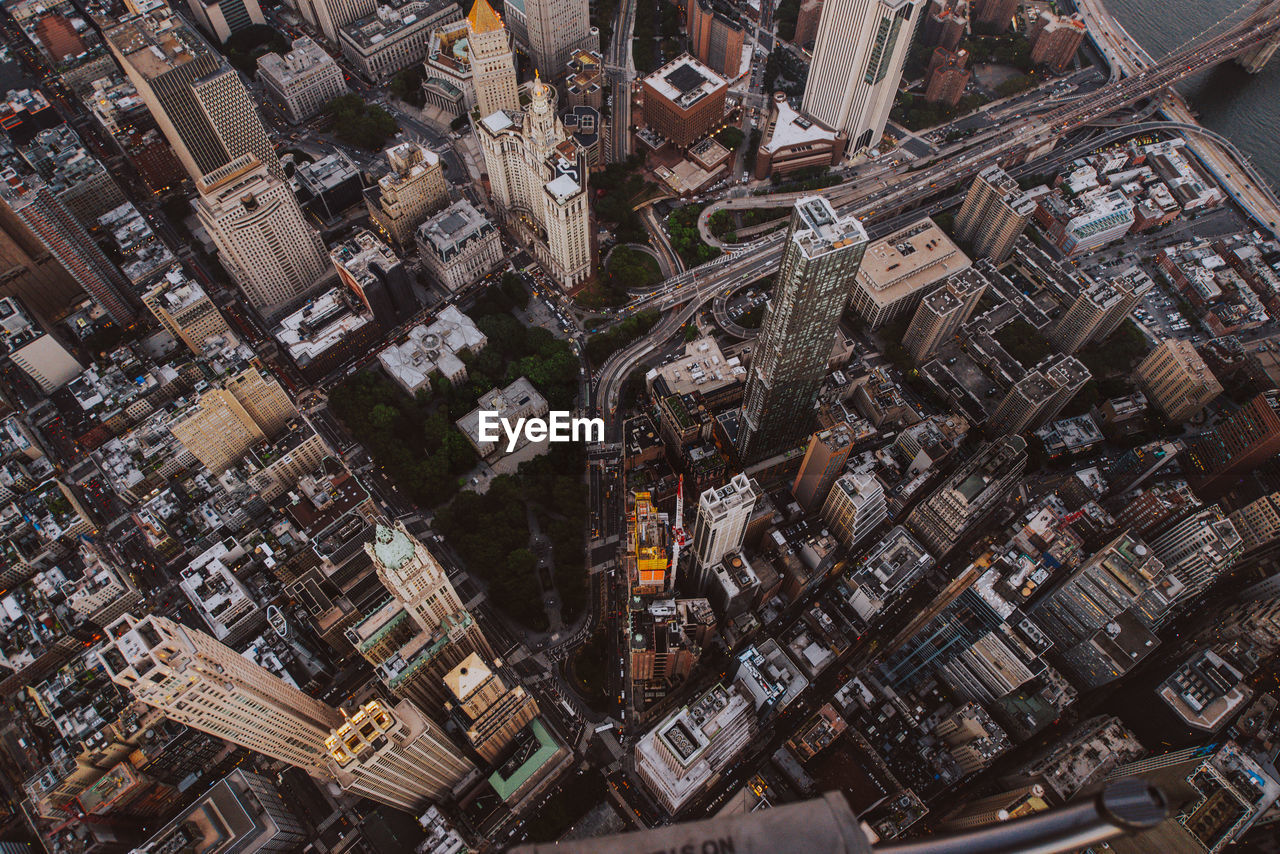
[
  {"xmin": 365, "ymin": 141, "xmax": 449, "ymax": 248},
  {"xmin": 903, "ymin": 267, "xmax": 987, "ymax": 363},
  {"xmin": 801, "ymin": 0, "xmax": 926, "ymax": 152},
  {"xmin": 1029, "ymin": 11, "xmax": 1086, "ymax": 72},
  {"xmin": 641, "ymin": 54, "xmax": 729, "ymax": 149},
  {"xmin": 0, "ymin": 182, "xmax": 85, "ymax": 326},
  {"xmin": 737, "ymin": 198, "xmax": 868, "ymax": 463},
  {"xmin": 423, "ymin": 20, "xmax": 475, "ymax": 116},
  {"xmin": 564, "ymin": 48, "xmax": 605, "ymax": 109},
  {"xmin": 635, "ymin": 682, "xmax": 757, "ymax": 815},
  {"xmin": 416, "ymin": 199, "xmax": 503, "ymax": 292},
  {"xmin": 477, "ymin": 79, "xmax": 591, "ymax": 289},
  {"xmin": 1050, "ymin": 274, "xmax": 1150, "ymax": 354},
  {"xmin": 133, "ymin": 769, "xmax": 305, "ymax": 854},
  {"xmin": 339, "ymin": 0, "xmax": 463, "ymax": 81},
  {"xmin": 1058, "ymin": 189, "xmax": 1135, "ymax": 255},
  {"xmin": 906, "ymin": 436, "xmax": 1027, "ymax": 555},
  {"xmin": 953, "ymin": 165, "xmax": 1035, "ymax": 263},
  {"xmin": 443, "ymin": 653, "xmax": 539, "ymax": 762},
  {"xmin": 378, "ymin": 305, "xmax": 487, "ymax": 393},
  {"xmin": 935, "ymin": 703, "xmax": 1011, "ymax": 776},
  {"xmin": 690, "ymin": 474, "xmax": 761, "ymax": 586},
  {"xmin": 142, "ymin": 267, "xmax": 232, "ymax": 355},
  {"xmin": 169, "ymin": 389, "xmax": 265, "ymax": 474},
  {"xmin": 330, "ymin": 229, "xmax": 419, "ymax": 327},
  {"xmin": 794, "ymin": 0, "xmax": 825, "ymax": 47},
  {"xmin": 1007, "ymin": 716, "xmax": 1145, "ymax": 802},
  {"xmin": 187, "ymin": 0, "xmax": 266, "ymax": 44},
  {"xmin": 505, "ymin": 0, "xmax": 592, "ymax": 77},
  {"xmin": 1135, "ymin": 340, "xmax": 1222, "ymax": 423},
  {"xmin": 753, "ymin": 92, "xmax": 847, "ymax": 181},
  {"xmin": 1186, "ymin": 390, "xmax": 1280, "ymax": 497},
  {"xmin": 456, "ymin": 377, "xmax": 550, "ymax": 459},
  {"xmin": 1228, "ymin": 492, "xmax": 1280, "ymax": 553},
  {"xmin": 839, "ymin": 526, "xmax": 933, "ymax": 623},
  {"xmin": 104, "ymin": 5, "xmax": 280, "ymax": 182},
  {"xmin": 1156, "ymin": 649, "xmax": 1250, "ymax": 734},
  {"xmin": 257, "ymin": 37, "xmax": 346, "ymax": 123},
  {"xmin": 294, "ymin": 152, "xmax": 365, "ymax": 220},
  {"xmin": 274, "ymin": 288, "xmax": 380, "ymax": 382},
  {"xmin": 196, "ymin": 155, "xmax": 329, "ymax": 318},
  {"xmin": 849, "ymin": 218, "xmax": 970, "ymax": 329},
  {"xmin": 972, "ymin": 0, "xmax": 1017, "ymax": 29},
  {"xmin": 225, "ymin": 361, "xmax": 298, "ymax": 439},
  {"xmin": 1147, "ymin": 506, "xmax": 1241, "ymax": 617},
  {"xmin": 821, "ymin": 472, "xmax": 887, "ymax": 549},
  {"xmin": 924, "ymin": 47, "xmax": 970, "ymax": 106},
  {"xmin": 0, "ymin": 171, "xmax": 134, "ymax": 324},
  {"xmin": 466, "ymin": 0, "xmax": 520, "ymax": 118},
  {"xmin": 18, "ymin": 125, "xmax": 127, "ymax": 230},
  {"xmin": 0, "ymin": 297, "xmax": 81, "ymax": 392},
  {"xmin": 792, "ymin": 422, "xmax": 856, "ymax": 511},
  {"xmin": 294, "ymin": 0, "xmax": 376, "ymax": 44},
  {"xmin": 987, "ymin": 354, "xmax": 1090, "ymax": 437},
  {"xmin": 687, "ymin": 0, "xmax": 745, "ymax": 78}
]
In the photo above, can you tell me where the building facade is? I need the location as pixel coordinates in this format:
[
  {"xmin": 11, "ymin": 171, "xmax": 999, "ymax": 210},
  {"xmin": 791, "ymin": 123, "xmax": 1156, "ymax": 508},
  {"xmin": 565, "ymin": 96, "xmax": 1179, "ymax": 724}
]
[
  {"xmin": 417, "ymin": 199, "xmax": 504, "ymax": 292},
  {"xmin": 1135, "ymin": 339, "xmax": 1223, "ymax": 423},
  {"xmin": 905, "ymin": 435, "xmax": 1027, "ymax": 555},
  {"xmin": 257, "ymin": 37, "xmax": 347, "ymax": 123},
  {"xmin": 467, "ymin": 0, "xmax": 521, "ymax": 117},
  {"xmin": 903, "ymin": 268, "xmax": 986, "ymax": 363},
  {"xmin": 953, "ymin": 165, "xmax": 1035, "ymax": 264},
  {"xmin": 365, "ymin": 141, "xmax": 450, "ymax": 248},
  {"xmin": 821, "ymin": 472, "xmax": 888, "ymax": 549}
]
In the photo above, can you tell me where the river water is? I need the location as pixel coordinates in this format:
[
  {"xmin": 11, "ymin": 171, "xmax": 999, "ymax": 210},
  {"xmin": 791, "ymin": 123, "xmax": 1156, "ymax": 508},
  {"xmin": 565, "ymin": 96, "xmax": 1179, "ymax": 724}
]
[{"xmin": 1107, "ymin": 0, "xmax": 1280, "ymax": 188}]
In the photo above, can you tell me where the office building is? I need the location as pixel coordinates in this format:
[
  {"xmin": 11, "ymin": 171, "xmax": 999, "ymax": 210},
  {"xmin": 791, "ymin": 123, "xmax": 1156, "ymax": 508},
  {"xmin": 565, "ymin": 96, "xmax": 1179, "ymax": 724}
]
[
  {"xmin": 628, "ymin": 598, "xmax": 716, "ymax": 713},
  {"xmin": 225, "ymin": 361, "xmax": 298, "ymax": 439},
  {"xmin": 849, "ymin": 218, "xmax": 970, "ymax": 329},
  {"xmin": 941, "ymin": 785, "xmax": 1051, "ymax": 831},
  {"xmin": 1135, "ymin": 340, "xmax": 1222, "ymax": 423},
  {"xmin": 564, "ymin": 48, "xmax": 605, "ymax": 109},
  {"xmin": 794, "ymin": 0, "xmax": 825, "ymax": 47},
  {"xmin": 1203, "ymin": 596, "xmax": 1280, "ymax": 656},
  {"xmin": 1030, "ymin": 533, "xmax": 1171, "ymax": 689},
  {"xmin": 1105, "ymin": 743, "xmax": 1280, "ymax": 854},
  {"xmin": 987, "ymin": 354, "xmax": 1090, "ymax": 436},
  {"xmin": 924, "ymin": 47, "xmax": 970, "ymax": 106},
  {"xmin": 1007, "ymin": 716, "xmax": 1145, "ymax": 802},
  {"xmin": 0, "ymin": 170, "xmax": 134, "ymax": 324},
  {"xmin": 477, "ymin": 79, "xmax": 591, "ymax": 289},
  {"xmin": 187, "ymin": 0, "xmax": 266, "ymax": 43},
  {"xmin": 366, "ymin": 141, "xmax": 449, "ymax": 248},
  {"xmin": 169, "ymin": 389, "xmax": 266, "ymax": 474},
  {"xmin": 625, "ymin": 490, "xmax": 672, "ymax": 590},
  {"xmin": 641, "ymin": 54, "xmax": 729, "ymax": 149},
  {"xmin": 753, "ymin": 92, "xmax": 848, "ymax": 180},
  {"xmin": 839, "ymin": 526, "xmax": 933, "ymax": 623},
  {"xmin": 1185, "ymin": 390, "xmax": 1280, "ymax": 497},
  {"xmin": 443, "ymin": 653, "xmax": 539, "ymax": 762},
  {"xmin": 142, "ymin": 267, "xmax": 232, "ymax": 355},
  {"xmin": 736, "ymin": 197, "xmax": 868, "ymax": 463},
  {"xmin": 954, "ymin": 164, "xmax": 1035, "ymax": 263},
  {"xmin": 1156, "ymin": 648, "xmax": 1250, "ymax": 733},
  {"xmin": 690, "ymin": 474, "xmax": 760, "ymax": 586},
  {"xmin": 1029, "ymin": 11, "xmax": 1086, "ymax": 72},
  {"xmin": 0, "ymin": 89, "xmax": 61, "ymax": 145},
  {"xmin": 792, "ymin": 423, "xmax": 856, "ymax": 511},
  {"xmin": 506, "ymin": 0, "xmax": 592, "ymax": 77},
  {"xmin": 294, "ymin": 0, "xmax": 376, "ymax": 44},
  {"xmin": 0, "ymin": 189, "xmax": 85, "ymax": 325},
  {"xmin": 906, "ymin": 436, "xmax": 1027, "ymax": 555},
  {"xmin": 821, "ymin": 472, "xmax": 887, "ymax": 549},
  {"xmin": 18, "ymin": 125, "xmax": 127, "ymax": 230},
  {"xmin": 196, "ymin": 155, "xmax": 330, "ymax": 318},
  {"xmin": 1228, "ymin": 492, "xmax": 1280, "ymax": 553},
  {"xmin": 423, "ymin": 20, "xmax": 476, "ymax": 116},
  {"xmin": 105, "ymin": 6, "xmax": 281, "ymax": 182},
  {"xmin": 467, "ymin": 0, "xmax": 521, "ymax": 117},
  {"xmin": 903, "ymin": 267, "xmax": 987, "ymax": 362},
  {"xmin": 324, "ymin": 698, "xmax": 474, "ymax": 812},
  {"xmin": 705, "ymin": 551, "xmax": 762, "ymax": 617},
  {"xmin": 339, "ymin": 0, "xmax": 463, "ymax": 81},
  {"xmin": 801, "ymin": 0, "xmax": 926, "ymax": 151},
  {"xmin": 688, "ymin": 0, "xmax": 745, "ymax": 78},
  {"xmin": 134, "ymin": 769, "xmax": 305, "ymax": 854},
  {"xmin": 0, "ymin": 296, "xmax": 82, "ymax": 392},
  {"xmin": 635, "ymin": 682, "xmax": 757, "ymax": 814},
  {"xmin": 1050, "ymin": 273, "xmax": 1150, "ymax": 354},
  {"xmin": 416, "ymin": 199, "xmax": 503, "ymax": 292},
  {"xmin": 257, "ymin": 37, "xmax": 346, "ymax": 123},
  {"xmin": 295, "ymin": 152, "xmax": 365, "ymax": 220},
  {"xmin": 331, "ymin": 229, "xmax": 419, "ymax": 327},
  {"xmin": 935, "ymin": 703, "xmax": 1011, "ymax": 776},
  {"xmin": 1147, "ymin": 506, "xmax": 1241, "ymax": 616}
]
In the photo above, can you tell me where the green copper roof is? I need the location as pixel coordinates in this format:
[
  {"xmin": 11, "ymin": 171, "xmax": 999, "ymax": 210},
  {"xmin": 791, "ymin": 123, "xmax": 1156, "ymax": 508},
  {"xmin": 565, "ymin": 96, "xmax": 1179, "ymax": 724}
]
[
  {"xmin": 372, "ymin": 524, "xmax": 415, "ymax": 571},
  {"xmin": 487, "ymin": 718, "xmax": 559, "ymax": 801}
]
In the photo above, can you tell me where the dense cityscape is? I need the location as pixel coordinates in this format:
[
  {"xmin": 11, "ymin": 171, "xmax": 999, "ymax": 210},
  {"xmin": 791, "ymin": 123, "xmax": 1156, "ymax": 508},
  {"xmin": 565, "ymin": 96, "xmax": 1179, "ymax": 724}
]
[{"xmin": 0, "ymin": 0, "xmax": 1274, "ymax": 850}]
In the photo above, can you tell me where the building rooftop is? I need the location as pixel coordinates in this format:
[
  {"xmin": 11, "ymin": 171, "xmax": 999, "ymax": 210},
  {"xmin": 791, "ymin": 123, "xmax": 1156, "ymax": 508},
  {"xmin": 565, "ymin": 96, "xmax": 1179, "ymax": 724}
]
[
  {"xmin": 857, "ymin": 218, "xmax": 971, "ymax": 306},
  {"xmin": 792, "ymin": 196, "xmax": 868, "ymax": 259},
  {"xmin": 331, "ymin": 229, "xmax": 400, "ymax": 286},
  {"xmin": 416, "ymin": 199, "xmax": 494, "ymax": 259},
  {"xmin": 342, "ymin": 0, "xmax": 455, "ymax": 50},
  {"xmin": 378, "ymin": 305, "xmax": 486, "ymax": 390},
  {"xmin": 274, "ymin": 288, "xmax": 372, "ymax": 364},
  {"xmin": 645, "ymin": 53, "xmax": 727, "ymax": 109},
  {"xmin": 257, "ymin": 36, "xmax": 335, "ymax": 84},
  {"xmin": 762, "ymin": 98, "xmax": 837, "ymax": 153}
]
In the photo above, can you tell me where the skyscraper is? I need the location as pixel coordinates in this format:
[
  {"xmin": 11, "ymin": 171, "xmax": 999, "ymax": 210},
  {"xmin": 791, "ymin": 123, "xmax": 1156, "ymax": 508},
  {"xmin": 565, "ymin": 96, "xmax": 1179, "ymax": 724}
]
[
  {"xmin": 953, "ymin": 164, "xmax": 1035, "ymax": 263},
  {"xmin": 507, "ymin": 0, "xmax": 592, "ymax": 77},
  {"xmin": 186, "ymin": 0, "xmax": 266, "ymax": 44},
  {"xmin": 0, "ymin": 197, "xmax": 84, "ymax": 324},
  {"xmin": 905, "ymin": 436, "xmax": 1027, "ymax": 555},
  {"xmin": 902, "ymin": 267, "xmax": 987, "ymax": 363},
  {"xmin": 365, "ymin": 141, "xmax": 450, "ymax": 248},
  {"xmin": 821, "ymin": 472, "xmax": 887, "ymax": 549},
  {"xmin": 792, "ymin": 423, "xmax": 855, "ymax": 511},
  {"xmin": 467, "ymin": 0, "xmax": 521, "ymax": 118},
  {"xmin": 736, "ymin": 197, "xmax": 868, "ymax": 463},
  {"xmin": 690, "ymin": 474, "xmax": 760, "ymax": 588},
  {"xmin": 443, "ymin": 652, "xmax": 539, "ymax": 762},
  {"xmin": 1135, "ymin": 339, "xmax": 1222, "ymax": 423},
  {"xmin": 195, "ymin": 155, "xmax": 330, "ymax": 318},
  {"xmin": 1185, "ymin": 390, "xmax": 1280, "ymax": 498},
  {"xmin": 1049, "ymin": 273, "xmax": 1150, "ymax": 354},
  {"xmin": 1147, "ymin": 505, "xmax": 1241, "ymax": 618},
  {"xmin": 0, "ymin": 172, "xmax": 134, "ymax": 324},
  {"xmin": 105, "ymin": 6, "xmax": 281, "ymax": 182},
  {"xmin": 294, "ymin": 0, "xmax": 377, "ymax": 44},
  {"xmin": 801, "ymin": 0, "xmax": 926, "ymax": 152},
  {"xmin": 169, "ymin": 388, "xmax": 267, "ymax": 473},
  {"xmin": 986, "ymin": 354, "xmax": 1090, "ymax": 437},
  {"xmin": 331, "ymin": 229, "xmax": 420, "ymax": 327}
]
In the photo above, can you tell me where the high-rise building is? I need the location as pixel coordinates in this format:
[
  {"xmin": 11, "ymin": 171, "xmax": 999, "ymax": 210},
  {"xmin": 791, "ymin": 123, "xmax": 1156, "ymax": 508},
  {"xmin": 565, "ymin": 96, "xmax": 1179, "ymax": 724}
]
[
  {"xmin": 142, "ymin": 267, "xmax": 232, "ymax": 355},
  {"xmin": 1030, "ymin": 532, "xmax": 1172, "ymax": 688},
  {"xmin": 736, "ymin": 198, "xmax": 868, "ymax": 463},
  {"xmin": 792, "ymin": 423, "xmax": 855, "ymax": 511},
  {"xmin": 477, "ymin": 78, "xmax": 591, "ymax": 289},
  {"xmin": 1029, "ymin": 11, "xmax": 1087, "ymax": 72},
  {"xmin": 169, "ymin": 388, "xmax": 266, "ymax": 473},
  {"xmin": 467, "ymin": 0, "xmax": 521, "ymax": 117},
  {"xmin": 972, "ymin": 0, "xmax": 1017, "ymax": 30},
  {"xmin": 257, "ymin": 37, "xmax": 347, "ymax": 123},
  {"xmin": 507, "ymin": 0, "xmax": 592, "ymax": 77},
  {"xmin": 339, "ymin": 0, "xmax": 463, "ymax": 82},
  {"xmin": 105, "ymin": 6, "xmax": 281, "ymax": 182},
  {"xmin": 801, "ymin": 0, "xmax": 926, "ymax": 152},
  {"xmin": 19, "ymin": 126, "xmax": 128, "ymax": 230},
  {"xmin": 195, "ymin": 155, "xmax": 329, "ymax": 318},
  {"xmin": 905, "ymin": 436, "xmax": 1027, "ymax": 555},
  {"xmin": 821, "ymin": 472, "xmax": 887, "ymax": 549},
  {"xmin": 1202, "ymin": 596, "xmax": 1280, "ymax": 656},
  {"xmin": 920, "ymin": 0, "xmax": 968, "ymax": 50},
  {"xmin": 923, "ymin": 47, "xmax": 970, "ymax": 106},
  {"xmin": 1135, "ymin": 339, "xmax": 1222, "ymax": 423},
  {"xmin": 940, "ymin": 784, "xmax": 1050, "ymax": 830},
  {"xmin": 934, "ymin": 703, "xmax": 1011, "ymax": 776},
  {"xmin": 1147, "ymin": 506, "xmax": 1241, "ymax": 618},
  {"xmin": 848, "ymin": 218, "xmax": 970, "ymax": 329},
  {"xmin": 688, "ymin": 0, "xmax": 746, "ymax": 78},
  {"xmin": 187, "ymin": 0, "xmax": 266, "ymax": 43},
  {"xmin": 794, "ymin": 0, "xmax": 826, "ymax": 48},
  {"xmin": 444, "ymin": 653, "xmax": 539, "ymax": 762},
  {"xmin": 953, "ymin": 165, "xmax": 1036, "ymax": 263},
  {"xmin": 1050, "ymin": 273, "xmax": 1150, "ymax": 354},
  {"xmin": 293, "ymin": 0, "xmax": 377, "ymax": 44},
  {"xmin": 365, "ymin": 141, "xmax": 450, "ymax": 248},
  {"xmin": 1185, "ymin": 391, "xmax": 1280, "ymax": 498},
  {"xmin": 135, "ymin": 769, "xmax": 306, "ymax": 854},
  {"xmin": 641, "ymin": 54, "xmax": 730, "ymax": 149},
  {"xmin": 1228, "ymin": 491, "xmax": 1280, "ymax": 553},
  {"xmin": 987, "ymin": 354, "xmax": 1090, "ymax": 437},
  {"xmin": 0, "ymin": 296, "xmax": 82, "ymax": 392},
  {"xmin": 690, "ymin": 474, "xmax": 760, "ymax": 586},
  {"xmin": 903, "ymin": 267, "xmax": 987, "ymax": 363},
  {"xmin": 224, "ymin": 361, "xmax": 298, "ymax": 438},
  {"xmin": 0, "ymin": 171, "xmax": 134, "ymax": 324},
  {"xmin": 331, "ymin": 229, "xmax": 419, "ymax": 327},
  {"xmin": 0, "ymin": 195, "xmax": 85, "ymax": 325}
]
